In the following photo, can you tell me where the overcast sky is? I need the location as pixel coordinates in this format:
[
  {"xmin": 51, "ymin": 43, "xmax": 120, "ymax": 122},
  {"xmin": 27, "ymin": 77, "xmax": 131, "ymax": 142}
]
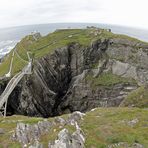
[{"xmin": 0, "ymin": 0, "xmax": 148, "ymax": 29}]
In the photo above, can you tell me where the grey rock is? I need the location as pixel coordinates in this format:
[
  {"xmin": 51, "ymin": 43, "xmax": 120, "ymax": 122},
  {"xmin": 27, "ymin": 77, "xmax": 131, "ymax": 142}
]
[
  {"xmin": 108, "ymin": 142, "xmax": 129, "ymax": 148},
  {"xmin": 12, "ymin": 111, "xmax": 85, "ymax": 147},
  {"xmin": 108, "ymin": 142, "xmax": 144, "ymax": 148},
  {"xmin": 0, "ymin": 128, "xmax": 5, "ymax": 134},
  {"xmin": 12, "ymin": 120, "xmax": 52, "ymax": 146},
  {"xmin": 31, "ymin": 32, "xmax": 42, "ymax": 41},
  {"xmin": 48, "ymin": 129, "xmax": 72, "ymax": 148},
  {"xmin": 109, "ymin": 60, "xmax": 148, "ymax": 86},
  {"xmin": 127, "ymin": 118, "xmax": 139, "ymax": 127},
  {"xmin": 67, "ymin": 111, "xmax": 85, "ymax": 125},
  {"xmin": 111, "ymin": 60, "xmax": 138, "ymax": 80},
  {"xmin": 54, "ymin": 117, "xmax": 66, "ymax": 125},
  {"xmin": 132, "ymin": 143, "xmax": 144, "ymax": 148},
  {"xmin": 48, "ymin": 128, "xmax": 85, "ymax": 148},
  {"xmin": 71, "ymin": 129, "xmax": 85, "ymax": 148},
  {"xmin": 29, "ymin": 140, "xmax": 43, "ymax": 148}
]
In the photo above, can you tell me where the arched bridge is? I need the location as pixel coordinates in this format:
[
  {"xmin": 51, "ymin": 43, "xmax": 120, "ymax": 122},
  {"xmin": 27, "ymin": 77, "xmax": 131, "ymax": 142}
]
[{"xmin": 0, "ymin": 50, "xmax": 32, "ymax": 117}]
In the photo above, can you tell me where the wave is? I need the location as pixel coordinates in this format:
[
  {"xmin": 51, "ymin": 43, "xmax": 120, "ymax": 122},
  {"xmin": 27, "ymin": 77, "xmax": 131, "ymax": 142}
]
[{"xmin": 0, "ymin": 40, "xmax": 19, "ymax": 58}]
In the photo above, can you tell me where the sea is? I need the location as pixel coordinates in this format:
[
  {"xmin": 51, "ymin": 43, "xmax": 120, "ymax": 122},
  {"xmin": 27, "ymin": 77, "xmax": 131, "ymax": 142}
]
[{"xmin": 0, "ymin": 23, "xmax": 148, "ymax": 58}]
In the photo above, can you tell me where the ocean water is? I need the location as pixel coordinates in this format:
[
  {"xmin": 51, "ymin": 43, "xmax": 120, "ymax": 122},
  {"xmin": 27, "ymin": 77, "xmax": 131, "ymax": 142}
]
[
  {"xmin": 0, "ymin": 23, "xmax": 148, "ymax": 58},
  {"xmin": 0, "ymin": 40, "xmax": 18, "ymax": 58}
]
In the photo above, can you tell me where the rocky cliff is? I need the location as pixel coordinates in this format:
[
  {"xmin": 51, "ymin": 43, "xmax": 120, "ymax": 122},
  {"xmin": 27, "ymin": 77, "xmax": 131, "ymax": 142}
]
[{"xmin": 0, "ymin": 28, "xmax": 148, "ymax": 117}]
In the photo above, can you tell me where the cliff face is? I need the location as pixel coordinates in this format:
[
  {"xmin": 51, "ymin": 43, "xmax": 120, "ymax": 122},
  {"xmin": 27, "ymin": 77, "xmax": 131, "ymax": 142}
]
[{"xmin": 1, "ymin": 37, "xmax": 148, "ymax": 117}]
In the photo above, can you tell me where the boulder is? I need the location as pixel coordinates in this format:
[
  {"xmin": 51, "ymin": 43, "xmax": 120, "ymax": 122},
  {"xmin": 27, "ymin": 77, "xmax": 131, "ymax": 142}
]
[
  {"xmin": 0, "ymin": 128, "xmax": 5, "ymax": 134},
  {"xmin": 68, "ymin": 111, "xmax": 85, "ymax": 123},
  {"xmin": 127, "ymin": 118, "xmax": 139, "ymax": 127},
  {"xmin": 48, "ymin": 128, "xmax": 85, "ymax": 148}
]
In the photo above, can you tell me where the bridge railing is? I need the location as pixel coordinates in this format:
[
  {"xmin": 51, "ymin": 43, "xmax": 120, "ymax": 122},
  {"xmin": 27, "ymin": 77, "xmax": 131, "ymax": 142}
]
[{"xmin": 0, "ymin": 72, "xmax": 24, "ymax": 109}]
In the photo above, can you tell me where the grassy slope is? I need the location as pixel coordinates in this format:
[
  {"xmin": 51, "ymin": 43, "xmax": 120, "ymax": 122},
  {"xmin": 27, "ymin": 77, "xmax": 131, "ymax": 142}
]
[
  {"xmin": 82, "ymin": 108, "xmax": 148, "ymax": 148},
  {"xmin": 0, "ymin": 28, "xmax": 148, "ymax": 77},
  {"xmin": 0, "ymin": 52, "xmax": 13, "ymax": 77},
  {"xmin": 86, "ymin": 72, "xmax": 136, "ymax": 89},
  {"xmin": 0, "ymin": 108, "xmax": 148, "ymax": 147},
  {"xmin": 120, "ymin": 86, "xmax": 148, "ymax": 108}
]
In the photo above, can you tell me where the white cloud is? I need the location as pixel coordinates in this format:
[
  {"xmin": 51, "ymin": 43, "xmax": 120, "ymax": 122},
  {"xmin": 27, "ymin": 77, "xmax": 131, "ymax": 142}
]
[{"xmin": 0, "ymin": 0, "xmax": 147, "ymax": 29}]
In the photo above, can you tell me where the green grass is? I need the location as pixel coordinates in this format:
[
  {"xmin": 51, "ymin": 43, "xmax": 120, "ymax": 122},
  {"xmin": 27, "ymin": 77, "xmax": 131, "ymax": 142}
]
[
  {"xmin": 86, "ymin": 72, "xmax": 136, "ymax": 89},
  {"xmin": 120, "ymin": 86, "xmax": 148, "ymax": 108},
  {"xmin": 98, "ymin": 29, "xmax": 148, "ymax": 45},
  {"xmin": 0, "ymin": 51, "xmax": 27, "ymax": 77},
  {"xmin": 11, "ymin": 54, "xmax": 27, "ymax": 75},
  {"xmin": 0, "ymin": 108, "xmax": 147, "ymax": 147},
  {"xmin": 29, "ymin": 29, "xmax": 93, "ymax": 58},
  {"xmin": 81, "ymin": 108, "xmax": 148, "ymax": 148},
  {"xmin": 0, "ymin": 52, "xmax": 13, "ymax": 77}
]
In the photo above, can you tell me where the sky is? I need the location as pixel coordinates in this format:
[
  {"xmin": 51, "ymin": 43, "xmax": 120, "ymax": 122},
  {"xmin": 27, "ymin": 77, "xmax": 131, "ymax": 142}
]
[{"xmin": 0, "ymin": 0, "xmax": 148, "ymax": 29}]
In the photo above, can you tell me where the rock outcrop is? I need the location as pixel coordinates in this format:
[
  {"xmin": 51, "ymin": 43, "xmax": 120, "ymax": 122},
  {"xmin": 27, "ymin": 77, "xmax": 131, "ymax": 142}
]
[
  {"xmin": 48, "ymin": 128, "xmax": 85, "ymax": 148},
  {"xmin": 12, "ymin": 111, "xmax": 85, "ymax": 148},
  {"xmin": 12, "ymin": 120, "xmax": 53, "ymax": 146},
  {"xmin": 108, "ymin": 142, "xmax": 144, "ymax": 148}
]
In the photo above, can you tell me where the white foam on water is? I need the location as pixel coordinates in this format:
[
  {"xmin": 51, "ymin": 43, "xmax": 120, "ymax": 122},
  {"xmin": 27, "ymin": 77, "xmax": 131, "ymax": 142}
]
[{"xmin": 0, "ymin": 40, "xmax": 19, "ymax": 58}]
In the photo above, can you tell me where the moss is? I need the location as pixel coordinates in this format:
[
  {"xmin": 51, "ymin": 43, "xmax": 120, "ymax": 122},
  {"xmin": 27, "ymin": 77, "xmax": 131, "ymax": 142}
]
[
  {"xmin": 121, "ymin": 86, "xmax": 148, "ymax": 108},
  {"xmin": 128, "ymin": 54, "xmax": 139, "ymax": 64},
  {"xmin": 111, "ymin": 56, "xmax": 125, "ymax": 62},
  {"xmin": 92, "ymin": 63, "xmax": 99, "ymax": 69},
  {"xmin": 0, "ymin": 80, "xmax": 4, "ymax": 85},
  {"xmin": 86, "ymin": 72, "xmax": 136, "ymax": 89}
]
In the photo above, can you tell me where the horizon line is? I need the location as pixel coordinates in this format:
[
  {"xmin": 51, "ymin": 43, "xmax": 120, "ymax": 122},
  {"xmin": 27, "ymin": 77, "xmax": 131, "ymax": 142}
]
[{"xmin": 0, "ymin": 22, "xmax": 148, "ymax": 31}]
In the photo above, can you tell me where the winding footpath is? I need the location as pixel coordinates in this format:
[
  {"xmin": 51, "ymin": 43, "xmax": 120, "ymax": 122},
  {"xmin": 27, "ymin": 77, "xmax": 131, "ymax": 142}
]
[{"xmin": 5, "ymin": 51, "xmax": 15, "ymax": 78}]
